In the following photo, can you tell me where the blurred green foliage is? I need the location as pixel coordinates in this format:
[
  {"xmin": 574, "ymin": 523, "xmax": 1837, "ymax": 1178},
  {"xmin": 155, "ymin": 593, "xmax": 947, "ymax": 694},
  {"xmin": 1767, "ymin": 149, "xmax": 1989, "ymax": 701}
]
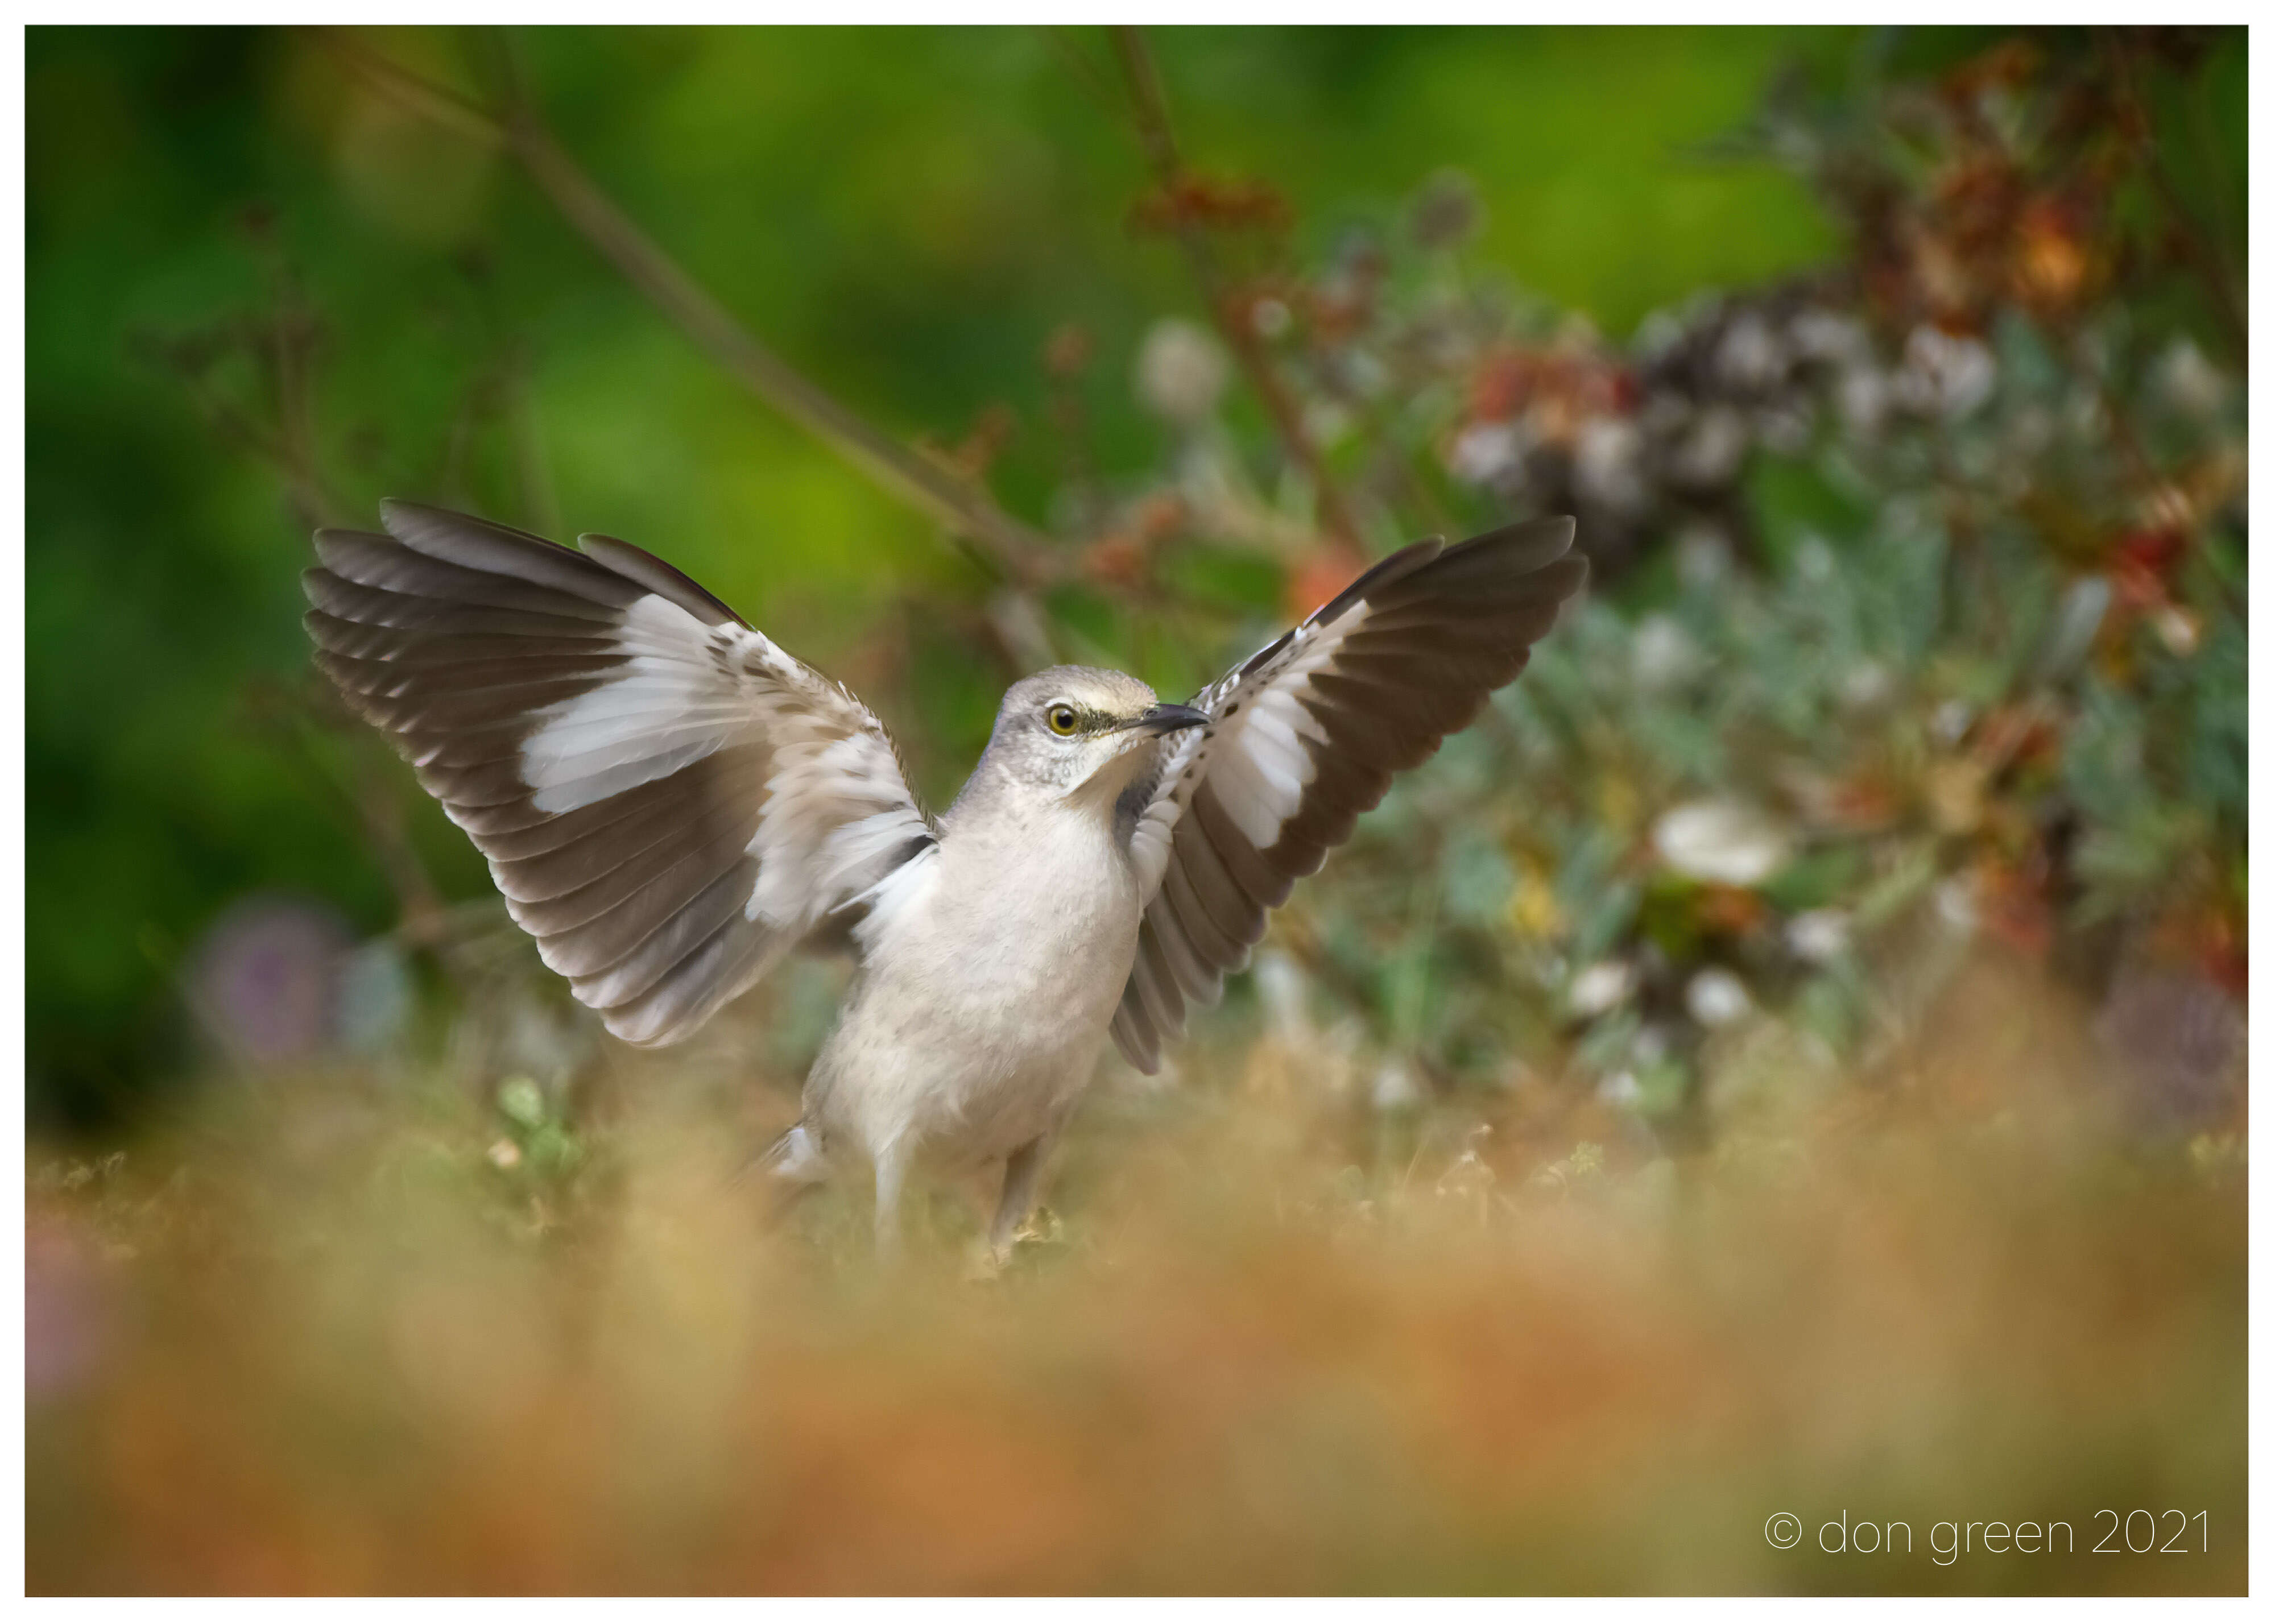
[
  {"xmin": 26, "ymin": 24, "xmax": 1868, "ymax": 1125},
  {"xmin": 24, "ymin": 27, "xmax": 2241, "ymax": 1141}
]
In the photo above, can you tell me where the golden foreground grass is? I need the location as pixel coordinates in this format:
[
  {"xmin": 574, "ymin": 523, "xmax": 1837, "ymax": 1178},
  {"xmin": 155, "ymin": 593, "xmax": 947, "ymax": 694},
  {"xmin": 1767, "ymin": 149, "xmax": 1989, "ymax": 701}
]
[{"xmin": 26, "ymin": 952, "xmax": 2245, "ymax": 1594}]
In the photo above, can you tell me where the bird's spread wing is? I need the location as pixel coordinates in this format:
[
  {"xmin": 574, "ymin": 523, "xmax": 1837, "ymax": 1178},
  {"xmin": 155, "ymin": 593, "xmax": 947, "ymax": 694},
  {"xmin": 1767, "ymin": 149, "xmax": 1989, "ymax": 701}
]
[
  {"xmin": 304, "ymin": 501, "xmax": 937, "ymax": 1046},
  {"xmin": 1111, "ymin": 517, "xmax": 1587, "ymax": 1072}
]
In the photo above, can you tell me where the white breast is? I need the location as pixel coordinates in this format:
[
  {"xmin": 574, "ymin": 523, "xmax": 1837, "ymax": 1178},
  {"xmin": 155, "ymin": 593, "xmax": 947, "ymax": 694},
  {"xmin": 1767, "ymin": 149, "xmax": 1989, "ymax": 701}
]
[{"xmin": 810, "ymin": 801, "xmax": 1142, "ymax": 1166}]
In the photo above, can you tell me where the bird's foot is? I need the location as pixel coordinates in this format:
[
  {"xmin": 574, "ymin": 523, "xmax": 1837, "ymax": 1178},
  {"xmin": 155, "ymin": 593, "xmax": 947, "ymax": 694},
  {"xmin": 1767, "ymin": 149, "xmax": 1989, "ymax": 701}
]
[{"xmin": 966, "ymin": 1205, "xmax": 1065, "ymax": 1282}]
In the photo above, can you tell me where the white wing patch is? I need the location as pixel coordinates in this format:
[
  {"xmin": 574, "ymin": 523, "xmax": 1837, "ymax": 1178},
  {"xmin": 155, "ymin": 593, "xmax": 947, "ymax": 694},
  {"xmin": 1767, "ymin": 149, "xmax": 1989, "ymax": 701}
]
[
  {"xmin": 522, "ymin": 595, "xmax": 738, "ymax": 813},
  {"xmin": 748, "ymin": 730, "xmax": 934, "ymax": 929},
  {"xmin": 1130, "ymin": 597, "xmax": 1371, "ymax": 893},
  {"xmin": 515, "ymin": 591, "xmax": 935, "ymax": 950},
  {"xmin": 847, "ymin": 840, "xmax": 942, "ymax": 958}
]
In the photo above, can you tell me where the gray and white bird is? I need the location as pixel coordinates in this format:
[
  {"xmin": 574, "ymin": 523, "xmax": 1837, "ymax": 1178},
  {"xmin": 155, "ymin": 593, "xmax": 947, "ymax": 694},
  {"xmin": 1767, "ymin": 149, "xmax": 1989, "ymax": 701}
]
[{"xmin": 304, "ymin": 503, "xmax": 1585, "ymax": 1254}]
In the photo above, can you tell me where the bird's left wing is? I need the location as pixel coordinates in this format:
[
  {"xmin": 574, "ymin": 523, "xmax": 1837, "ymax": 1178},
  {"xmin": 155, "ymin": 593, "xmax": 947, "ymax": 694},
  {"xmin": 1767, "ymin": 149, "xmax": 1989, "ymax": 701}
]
[
  {"xmin": 1111, "ymin": 517, "xmax": 1587, "ymax": 1072},
  {"xmin": 304, "ymin": 501, "xmax": 936, "ymax": 1047}
]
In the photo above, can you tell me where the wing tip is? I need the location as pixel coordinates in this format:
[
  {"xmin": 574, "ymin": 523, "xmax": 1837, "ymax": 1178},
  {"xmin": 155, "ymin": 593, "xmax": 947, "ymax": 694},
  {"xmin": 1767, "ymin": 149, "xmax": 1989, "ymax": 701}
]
[
  {"xmin": 1311, "ymin": 534, "xmax": 1447, "ymax": 625},
  {"xmin": 603, "ymin": 1017, "xmax": 685, "ymax": 1050},
  {"xmin": 1111, "ymin": 1003, "xmax": 1164, "ymax": 1074},
  {"xmin": 374, "ymin": 496, "xmax": 434, "ymax": 538},
  {"xmin": 379, "ymin": 498, "xmax": 586, "ymax": 558},
  {"xmin": 578, "ymin": 531, "xmax": 751, "ymax": 629},
  {"xmin": 1456, "ymin": 511, "xmax": 1578, "ymax": 561},
  {"xmin": 1550, "ymin": 549, "xmax": 1590, "ymax": 601},
  {"xmin": 378, "ymin": 496, "xmax": 471, "ymax": 536}
]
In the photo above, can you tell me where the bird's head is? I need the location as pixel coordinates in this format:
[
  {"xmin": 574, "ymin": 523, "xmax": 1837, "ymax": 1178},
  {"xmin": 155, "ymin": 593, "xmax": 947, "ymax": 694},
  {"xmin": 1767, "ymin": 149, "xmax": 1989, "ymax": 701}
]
[{"xmin": 982, "ymin": 665, "xmax": 1207, "ymax": 804}]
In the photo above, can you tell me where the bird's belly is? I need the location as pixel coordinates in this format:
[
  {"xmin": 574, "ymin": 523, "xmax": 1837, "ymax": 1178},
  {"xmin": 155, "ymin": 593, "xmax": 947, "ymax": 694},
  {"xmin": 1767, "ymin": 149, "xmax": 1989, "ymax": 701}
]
[{"xmin": 815, "ymin": 825, "xmax": 1141, "ymax": 1165}]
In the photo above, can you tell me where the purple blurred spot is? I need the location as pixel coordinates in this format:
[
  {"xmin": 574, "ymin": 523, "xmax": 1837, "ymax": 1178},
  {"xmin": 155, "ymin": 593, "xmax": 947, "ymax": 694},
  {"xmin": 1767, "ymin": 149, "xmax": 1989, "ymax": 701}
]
[
  {"xmin": 185, "ymin": 893, "xmax": 354, "ymax": 1065},
  {"xmin": 26, "ymin": 1220, "xmax": 107, "ymax": 1400},
  {"xmin": 2096, "ymin": 958, "xmax": 2245, "ymax": 1132}
]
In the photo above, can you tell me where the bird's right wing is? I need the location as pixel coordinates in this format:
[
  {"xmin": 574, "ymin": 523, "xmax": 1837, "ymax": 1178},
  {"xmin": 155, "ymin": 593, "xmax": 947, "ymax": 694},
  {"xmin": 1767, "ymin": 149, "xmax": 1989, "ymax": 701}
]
[
  {"xmin": 1110, "ymin": 517, "xmax": 1586, "ymax": 1072},
  {"xmin": 304, "ymin": 501, "xmax": 937, "ymax": 1046}
]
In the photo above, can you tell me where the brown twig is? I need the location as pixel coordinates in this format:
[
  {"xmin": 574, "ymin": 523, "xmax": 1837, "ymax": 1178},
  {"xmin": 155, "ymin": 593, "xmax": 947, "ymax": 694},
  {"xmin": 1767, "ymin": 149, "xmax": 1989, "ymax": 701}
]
[
  {"xmin": 321, "ymin": 30, "xmax": 1059, "ymax": 586},
  {"xmin": 1107, "ymin": 26, "xmax": 1362, "ymax": 548},
  {"xmin": 143, "ymin": 314, "xmax": 344, "ymax": 531},
  {"xmin": 1041, "ymin": 325, "xmax": 1109, "ymax": 536},
  {"xmin": 1040, "ymin": 26, "xmax": 1122, "ymax": 113}
]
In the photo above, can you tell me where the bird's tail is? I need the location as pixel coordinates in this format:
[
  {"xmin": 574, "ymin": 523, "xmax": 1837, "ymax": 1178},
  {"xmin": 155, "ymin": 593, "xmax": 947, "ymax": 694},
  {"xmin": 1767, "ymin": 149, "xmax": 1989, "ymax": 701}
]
[
  {"xmin": 730, "ymin": 1120, "xmax": 829, "ymax": 1195},
  {"xmin": 763, "ymin": 1122, "xmax": 830, "ymax": 1186},
  {"xmin": 722, "ymin": 1121, "xmax": 831, "ymax": 1229}
]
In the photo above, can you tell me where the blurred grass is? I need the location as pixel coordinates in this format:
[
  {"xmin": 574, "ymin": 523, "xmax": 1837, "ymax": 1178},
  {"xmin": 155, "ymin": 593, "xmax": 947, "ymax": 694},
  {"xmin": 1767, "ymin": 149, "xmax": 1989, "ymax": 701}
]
[{"xmin": 26, "ymin": 950, "xmax": 2243, "ymax": 1594}]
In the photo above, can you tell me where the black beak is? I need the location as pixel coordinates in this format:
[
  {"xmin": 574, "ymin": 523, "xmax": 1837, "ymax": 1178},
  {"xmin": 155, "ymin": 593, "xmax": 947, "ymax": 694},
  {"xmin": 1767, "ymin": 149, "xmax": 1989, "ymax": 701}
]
[{"xmin": 1132, "ymin": 702, "xmax": 1209, "ymax": 736}]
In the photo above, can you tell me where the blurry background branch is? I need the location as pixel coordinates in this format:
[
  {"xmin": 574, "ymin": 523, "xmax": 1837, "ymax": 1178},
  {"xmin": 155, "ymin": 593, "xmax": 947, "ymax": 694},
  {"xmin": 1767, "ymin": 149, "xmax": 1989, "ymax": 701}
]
[
  {"xmin": 322, "ymin": 28, "xmax": 1061, "ymax": 587},
  {"xmin": 1108, "ymin": 25, "xmax": 1364, "ymax": 550},
  {"xmin": 129, "ymin": 235, "xmax": 344, "ymax": 532},
  {"xmin": 238, "ymin": 677, "xmax": 449, "ymax": 945}
]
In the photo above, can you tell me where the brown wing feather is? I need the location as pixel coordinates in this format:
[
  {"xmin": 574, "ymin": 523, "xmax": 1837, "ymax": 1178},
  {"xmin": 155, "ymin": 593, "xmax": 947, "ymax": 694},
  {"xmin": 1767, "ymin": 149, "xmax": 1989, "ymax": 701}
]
[
  {"xmin": 305, "ymin": 501, "xmax": 934, "ymax": 1047},
  {"xmin": 1112, "ymin": 517, "xmax": 1586, "ymax": 1072}
]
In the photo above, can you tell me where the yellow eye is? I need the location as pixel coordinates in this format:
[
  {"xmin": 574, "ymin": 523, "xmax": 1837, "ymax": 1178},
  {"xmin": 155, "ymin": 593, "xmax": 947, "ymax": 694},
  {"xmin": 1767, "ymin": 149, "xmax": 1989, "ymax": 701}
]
[{"xmin": 1046, "ymin": 704, "xmax": 1080, "ymax": 736}]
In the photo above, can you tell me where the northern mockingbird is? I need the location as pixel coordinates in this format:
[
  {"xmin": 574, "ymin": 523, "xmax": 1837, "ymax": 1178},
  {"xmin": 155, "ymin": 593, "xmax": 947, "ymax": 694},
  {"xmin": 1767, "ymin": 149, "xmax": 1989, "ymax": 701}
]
[{"xmin": 304, "ymin": 503, "xmax": 1585, "ymax": 1255}]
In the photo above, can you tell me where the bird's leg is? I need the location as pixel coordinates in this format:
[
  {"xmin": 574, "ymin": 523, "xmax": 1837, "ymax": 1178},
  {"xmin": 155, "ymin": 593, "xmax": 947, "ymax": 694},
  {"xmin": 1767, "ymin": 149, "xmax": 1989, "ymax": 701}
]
[
  {"xmin": 871, "ymin": 1136, "xmax": 912, "ymax": 1262},
  {"xmin": 987, "ymin": 1136, "xmax": 1050, "ymax": 1264}
]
